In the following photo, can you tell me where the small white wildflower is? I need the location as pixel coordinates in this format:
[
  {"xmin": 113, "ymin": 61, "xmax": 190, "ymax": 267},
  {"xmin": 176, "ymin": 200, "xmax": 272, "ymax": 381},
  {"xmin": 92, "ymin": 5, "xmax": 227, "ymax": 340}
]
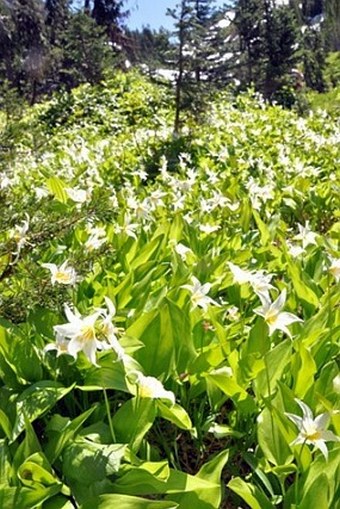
[
  {"xmin": 129, "ymin": 372, "xmax": 175, "ymax": 405},
  {"xmin": 174, "ymin": 243, "xmax": 193, "ymax": 261},
  {"xmin": 294, "ymin": 221, "xmax": 318, "ymax": 249},
  {"xmin": 53, "ymin": 304, "xmax": 105, "ymax": 366},
  {"xmin": 41, "ymin": 260, "xmax": 77, "ymax": 286},
  {"xmin": 329, "ymin": 257, "xmax": 340, "ymax": 283},
  {"xmin": 65, "ymin": 187, "xmax": 90, "ymax": 204},
  {"xmin": 285, "ymin": 399, "xmax": 340, "ymax": 460},
  {"xmin": 182, "ymin": 276, "xmax": 218, "ymax": 311},
  {"xmin": 254, "ymin": 289, "xmax": 303, "ymax": 338}
]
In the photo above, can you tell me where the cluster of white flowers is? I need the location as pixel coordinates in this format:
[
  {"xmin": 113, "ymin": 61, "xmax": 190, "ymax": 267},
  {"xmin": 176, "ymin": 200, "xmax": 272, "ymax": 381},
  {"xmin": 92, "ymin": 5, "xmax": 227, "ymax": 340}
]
[{"xmin": 46, "ymin": 297, "xmax": 125, "ymax": 366}]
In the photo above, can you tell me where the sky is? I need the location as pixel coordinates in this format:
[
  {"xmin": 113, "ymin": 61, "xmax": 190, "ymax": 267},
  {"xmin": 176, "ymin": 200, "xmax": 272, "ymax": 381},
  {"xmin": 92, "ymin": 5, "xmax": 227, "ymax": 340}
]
[{"xmin": 125, "ymin": 0, "xmax": 228, "ymax": 31}]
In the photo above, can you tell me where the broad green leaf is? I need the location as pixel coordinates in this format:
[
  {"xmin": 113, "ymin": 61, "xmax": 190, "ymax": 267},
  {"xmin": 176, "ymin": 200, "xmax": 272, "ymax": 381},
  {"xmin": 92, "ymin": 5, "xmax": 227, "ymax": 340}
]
[
  {"xmin": 0, "ymin": 485, "xmax": 61, "ymax": 508},
  {"xmin": 113, "ymin": 397, "xmax": 157, "ymax": 452},
  {"xmin": 17, "ymin": 452, "xmax": 61, "ymax": 488},
  {"xmin": 127, "ymin": 307, "xmax": 174, "ymax": 377},
  {"xmin": 286, "ymin": 260, "xmax": 319, "ymax": 313},
  {"xmin": 63, "ymin": 440, "xmax": 127, "ymax": 484},
  {"xmin": 44, "ymin": 407, "xmax": 96, "ymax": 464},
  {"xmin": 0, "ymin": 410, "xmax": 12, "ymax": 439},
  {"xmin": 82, "ymin": 356, "xmax": 128, "ymax": 392},
  {"xmin": 206, "ymin": 370, "xmax": 256, "ymax": 414},
  {"xmin": 254, "ymin": 339, "xmax": 292, "ymax": 399},
  {"xmin": 291, "ymin": 344, "xmax": 317, "ymax": 398},
  {"xmin": 227, "ymin": 478, "xmax": 274, "ymax": 509},
  {"xmin": 0, "ymin": 440, "xmax": 11, "ymax": 484},
  {"xmin": 301, "ymin": 449, "xmax": 340, "ymax": 506},
  {"xmin": 257, "ymin": 407, "xmax": 292, "ymax": 466},
  {"xmin": 43, "ymin": 494, "xmax": 75, "ymax": 509},
  {"xmin": 80, "ymin": 494, "xmax": 178, "ymax": 509},
  {"xmin": 12, "ymin": 382, "xmax": 74, "ymax": 441},
  {"xmin": 112, "ymin": 461, "xmax": 170, "ymax": 494},
  {"xmin": 253, "ymin": 210, "xmax": 270, "ymax": 246},
  {"xmin": 157, "ymin": 401, "xmax": 192, "ymax": 430},
  {"xmin": 299, "ymin": 473, "xmax": 329, "ymax": 509},
  {"xmin": 129, "ymin": 234, "xmax": 164, "ymax": 269},
  {"xmin": 47, "ymin": 176, "xmax": 68, "ymax": 204},
  {"xmin": 0, "ymin": 326, "xmax": 43, "ymax": 384}
]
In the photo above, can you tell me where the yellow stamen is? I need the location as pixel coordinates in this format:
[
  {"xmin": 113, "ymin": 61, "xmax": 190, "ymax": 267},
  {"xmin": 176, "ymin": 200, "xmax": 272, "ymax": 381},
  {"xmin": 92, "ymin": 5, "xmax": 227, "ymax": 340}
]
[
  {"xmin": 55, "ymin": 271, "xmax": 72, "ymax": 283},
  {"xmin": 304, "ymin": 430, "xmax": 322, "ymax": 441},
  {"xmin": 266, "ymin": 312, "xmax": 278, "ymax": 325},
  {"xmin": 80, "ymin": 325, "xmax": 95, "ymax": 342}
]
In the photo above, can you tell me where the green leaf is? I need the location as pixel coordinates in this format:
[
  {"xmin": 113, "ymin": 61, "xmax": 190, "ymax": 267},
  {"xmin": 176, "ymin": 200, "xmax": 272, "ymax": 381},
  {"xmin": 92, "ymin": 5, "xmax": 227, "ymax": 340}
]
[
  {"xmin": 0, "ymin": 410, "xmax": 12, "ymax": 439},
  {"xmin": 0, "ymin": 326, "xmax": 43, "ymax": 384},
  {"xmin": 63, "ymin": 440, "xmax": 127, "ymax": 484},
  {"xmin": 17, "ymin": 452, "xmax": 61, "ymax": 488},
  {"xmin": 257, "ymin": 407, "xmax": 292, "ymax": 466},
  {"xmin": 205, "ymin": 370, "xmax": 256, "ymax": 414},
  {"xmin": 80, "ymin": 494, "xmax": 178, "ymax": 509},
  {"xmin": 42, "ymin": 494, "xmax": 75, "ymax": 509},
  {"xmin": 47, "ymin": 176, "xmax": 68, "ymax": 204},
  {"xmin": 0, "ymin": 485, "xmax": 61, "ymax": 509},
  {"xmin": 129, "ymin": 234, "xmax": 164, "ymax": 269},
  {"xmin": 291, "ymin": 344, "xmax": 317, "ymax": 398},
  {"xmin": 12, "ymin": 382, "xmax": 75, "ymax": 441},
  {"xmin": 157, "ymin": 401, "xmax": 192, "ymax": 431},
  {"xmin": 286, "ymin": 260, "xmax": 319, "ymax": 313},
  {"xmin": 44, "ymin": 407, "xmax": 96, "ymax": 464},
  {"xmin": 254, "ymin": 339, "xmax": 292, "ymax": 399},
  {"xmin": 252, "ymin": 210, "xmax": 270, "ymax": 246},
  {"xmin": 127, "ymin": 307, "xmax": 174, "ymax": 378},
  {"xmin": 227, "ymin": 478, "xmax": 274, "ymax": 509},
  {"xmin": 113, "ymin": 397, "xmax": 157, "ymax": 452},
  {"xmin": 299, "ymin": 473, "xmax": 329, "ymax": 509},
  {"xmin": 82, "ymin": 356, "xmax": 128, "ymax": 392},
  {"xmin": 165, "ymin": 451, "xmax": 229, "ymax": 508},
  {"xmin": 301, "ymin": 449, "xmax": 339, "ymax": 506}
]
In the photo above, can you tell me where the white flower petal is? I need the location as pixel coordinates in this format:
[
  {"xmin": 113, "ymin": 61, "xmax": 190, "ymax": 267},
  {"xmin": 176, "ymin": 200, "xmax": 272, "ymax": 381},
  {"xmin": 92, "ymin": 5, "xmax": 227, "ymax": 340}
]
[
  {"xmin": 314, "ymin": 412, "xmax": 330, "ymax": 431},
  {"xmin": 314, "ymin": 439, "xmax": 329, "ymax": 460},
  {"xmin": 67, "ymin": 337, "xmax": 84, "ymax": 358},
  {"xmin": 285, "ymin": 412, "xmax": 303, "ymax": 429},
  {"xmin": 295, "ymin": 399, "xmax": 314, "ymax": 421}
]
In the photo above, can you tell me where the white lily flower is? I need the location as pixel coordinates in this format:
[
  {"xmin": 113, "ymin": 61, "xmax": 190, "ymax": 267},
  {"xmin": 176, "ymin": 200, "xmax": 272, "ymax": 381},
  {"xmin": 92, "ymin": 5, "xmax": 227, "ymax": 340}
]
[
  {"xmin": 148, "ymin": 189, "xmax": 167, "ymax": 209},
  {"xmin": 199, "ymin": 224, "xmax": 221, "ymax": 234},
  {"xmin": 287, "ymin": 241, "xmax": 305, "ymax": 257},
  {"xmin": 254, "ymin": 289, "xmax": 302, "ymax": 338},
  {"xmin": 294, "ymin": 221, "xmax": 318, "ymax": 249},
  {"xmin": 182, "ymin": 276, "xmax": 218, "ymax": 311},
  {"xmin": 228, "ymin": 262, "xmax": 253, "ymax": 285},
  {"xmin": 65, "ymin": 187, "xmax": 90, "ymax": 204},
  {"xmin": 134, "ymin": 372, "xmax": 175, "ymax": 405},
  {"xmin": 41, "ymin": 260, "xmax": 77, "ymax": 286},
  {"xmin": 285, "ymin": 399, "xmax": 340, "ymax": 460},
  {"xmin": 118, "ymin": 215, "xmax": 139, "ymax": 239},
  {"xmin": 44, "ymin": 332, "xmax": 70, "ymax": 357},
  {"xmin": 53, "ymin": 304, "xmax": 104, "ymax": 365},
  {"xmin": 329, "ymin": 257, "xmax": 340, "ymax": 282},
  {"xmin": 174, "ymin": 243, "xmax": 193, "ymax": 261},
  {"xmin": 10, "ymin": 214, "xmax": 30, "ymax": 253},
  {"xmin": 250, "ymin": 271, "xmax": 275, "ymax": 301}
]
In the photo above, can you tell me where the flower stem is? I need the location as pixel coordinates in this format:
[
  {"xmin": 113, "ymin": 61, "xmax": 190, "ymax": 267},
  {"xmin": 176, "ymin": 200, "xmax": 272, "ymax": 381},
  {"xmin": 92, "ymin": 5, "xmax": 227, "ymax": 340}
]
[{"xmin": 103, "ymin": 388, "xmax": 116, "ymax": 442}]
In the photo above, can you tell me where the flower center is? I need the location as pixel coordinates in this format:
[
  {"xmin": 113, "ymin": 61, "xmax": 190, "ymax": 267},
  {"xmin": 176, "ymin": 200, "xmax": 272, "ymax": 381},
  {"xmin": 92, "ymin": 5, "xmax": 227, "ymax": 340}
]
[
  {"xmin": 265, "ymin": 311, "xmax": 278, "ymax": 325},
  {"xmin": 80, "ymin": 325, "xmax": 95, "ymax": 342},
  {"xmin": 55, "ymin": 271, "xmax": 72, "ymax": 283},
  {"xmin": 304, "ymin": 430, "xmax": 322, "ymax": 441}
]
